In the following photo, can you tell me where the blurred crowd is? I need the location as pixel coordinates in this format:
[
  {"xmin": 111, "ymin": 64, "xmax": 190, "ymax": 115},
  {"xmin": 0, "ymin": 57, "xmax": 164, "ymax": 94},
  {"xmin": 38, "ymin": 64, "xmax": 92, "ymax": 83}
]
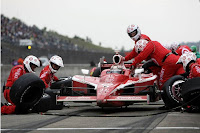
[
  {"xmin": 11, "ymin": 58, "xmax": 24, "ymax": 66},
  {"xmin": 1, "ymin": 14, "xmax": 78, "ymax": 50}
]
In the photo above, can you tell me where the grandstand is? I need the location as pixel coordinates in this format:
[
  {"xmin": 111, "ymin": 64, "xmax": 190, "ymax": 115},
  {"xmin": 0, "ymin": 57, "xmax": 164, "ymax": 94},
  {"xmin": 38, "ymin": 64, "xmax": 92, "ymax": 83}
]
[
  {"xmin": 1, "ymin": 14, "xmax": 114, "ymax": 64},
  {"xmin": 1, "ymin": 14, "xmax": 199, "ymax": 65}
]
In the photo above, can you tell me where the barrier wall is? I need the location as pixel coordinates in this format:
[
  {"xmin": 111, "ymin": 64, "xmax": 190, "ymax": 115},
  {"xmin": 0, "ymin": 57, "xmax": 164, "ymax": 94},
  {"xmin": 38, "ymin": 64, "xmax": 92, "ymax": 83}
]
[
  {"xmin": 1, "ymin": 64, "xmax": 93, "ymax": 86},
  {"xmin": 1, "ymin": 42, "xmax": 115, "ymax": 64}
]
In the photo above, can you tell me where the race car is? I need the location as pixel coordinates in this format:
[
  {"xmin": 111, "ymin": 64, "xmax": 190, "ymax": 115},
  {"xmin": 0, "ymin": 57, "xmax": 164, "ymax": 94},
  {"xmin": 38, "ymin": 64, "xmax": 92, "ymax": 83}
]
[
  {"xmin": 56, "ymin": 53, "xmax": 160, "ymax": 107},
  {"xmin": 9, "ymin": 53, "xmax": 200, "ymax": 112}
]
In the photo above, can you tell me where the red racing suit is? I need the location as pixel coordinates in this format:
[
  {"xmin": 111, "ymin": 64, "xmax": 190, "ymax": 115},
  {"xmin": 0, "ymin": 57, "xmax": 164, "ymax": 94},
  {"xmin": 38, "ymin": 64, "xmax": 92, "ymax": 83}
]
[
  {"xmin": 188, "ymin": 63, "xmax": 200, "ymax": 79},
  {"xmin": 197, "ymin": 58, "xmax": 200, "ymax": 64},
  {"xmin": 176, "ymin": 45, "xmax": 191, "ymax": 56},
  {"xmin": 40, "ymin": 65, "xmax": 59, "ymax": 88},
  {"xmin": 131, "ymin": 41, "xmax": 185, "ymax": 89},
  {"xmin": 124, "ymin": 34, "xmax": 161, "ymax": 79},
  {"xmin": 1, "ymin": 65, "xmax": 26, "ymax": 114},
  {"xmin": 124, "ymin": 34, "xmax": 151, "ymax": 61}
]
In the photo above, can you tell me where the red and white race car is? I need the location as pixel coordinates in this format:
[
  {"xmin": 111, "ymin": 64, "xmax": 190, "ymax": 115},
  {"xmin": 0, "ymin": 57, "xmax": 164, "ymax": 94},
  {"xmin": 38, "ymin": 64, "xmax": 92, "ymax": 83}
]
[
  {"xmin": 9, "ymin": 53, "xmax": 200, "ymax": 113},
  {"xmin": 56, "ymin": 53, "xmax": 160, "ymax": 107}
]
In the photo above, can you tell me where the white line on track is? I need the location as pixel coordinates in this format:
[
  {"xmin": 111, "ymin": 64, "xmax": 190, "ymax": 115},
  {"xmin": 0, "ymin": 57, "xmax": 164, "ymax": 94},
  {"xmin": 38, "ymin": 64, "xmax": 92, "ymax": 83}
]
[
  {"xmin": 1, "ymin": 127, "xmax": 200, "ymax": 131},
  {"xmin": 155, "ymin": 127, "xmax": 200, "ymax": 130}
]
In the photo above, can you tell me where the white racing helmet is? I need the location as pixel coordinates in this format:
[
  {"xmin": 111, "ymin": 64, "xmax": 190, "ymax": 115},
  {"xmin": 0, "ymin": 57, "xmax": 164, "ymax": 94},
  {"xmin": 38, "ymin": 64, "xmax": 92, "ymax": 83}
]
[
  {"xmin": 23, "ymin": 55, "xmax": 40, "ymax": 73},
  {"xmin": 127, "ymin": 24, "xmax": 141, "ymax": 41},
  {"xmin": 170, "ymin": 42, "xmax": 180, "ymax": 51},
  {"xmin": 176, "ymin": 52, "xmax": 197, "ymax": 71},
  {"xmin": 49, "ymin": 55, "xmax": 64, "ymax": 73},
  {"xmin": 135, "ymin": 39, "xmax": 149, "ymax": 53}
]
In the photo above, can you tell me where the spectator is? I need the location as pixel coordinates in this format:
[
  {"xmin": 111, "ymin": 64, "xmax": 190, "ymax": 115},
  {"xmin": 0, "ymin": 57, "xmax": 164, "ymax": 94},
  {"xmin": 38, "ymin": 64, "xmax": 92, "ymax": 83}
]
[
  {"xmin": 1, "ymin": 14, "xmax": 78, "ymax": 51},
  {"xmin": 17, "ymin": 58, "xmax": 24, "ymax": 65},
  {"xmin": 12, "ymin": 59, "xmax": 18, "ymax": 66}
]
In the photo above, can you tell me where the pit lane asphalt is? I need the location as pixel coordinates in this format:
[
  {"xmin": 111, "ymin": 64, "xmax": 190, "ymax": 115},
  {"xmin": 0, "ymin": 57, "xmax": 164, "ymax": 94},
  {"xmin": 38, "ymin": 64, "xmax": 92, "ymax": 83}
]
[{"xmin": 1, "ymin": 101, "xmax": 200, "ymax": 133}]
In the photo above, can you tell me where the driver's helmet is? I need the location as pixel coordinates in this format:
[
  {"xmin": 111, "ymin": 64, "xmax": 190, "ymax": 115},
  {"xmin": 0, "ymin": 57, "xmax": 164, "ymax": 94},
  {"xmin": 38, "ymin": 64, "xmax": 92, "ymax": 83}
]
[
  {"xmin": 135, "ymin": 39, "xmax": 148, "ymax": 53},
  {"xmin": 169, "ymin": 42, "xmax": 180, "ymax": 51},
  {"xmin": 176, "ymin": 52, "xmax": 197, "ymax": 71},
  {"xmin": 23, "ymin": 55, "xmax": 40, "ymax": 73},
  {"xmin": 110, "ymin": 66, "xmax": 123, "ymax": 74},
  {"xmin": 49, "ymin": 55, "xmax": 64, "ymax": 73},
  {"xmin": 127, "ymin": 24, "xmax": 141, "ymax": 41},
  {"xmin": 190, "ymin": 45, "xmax": 197, "ymax": 52}
]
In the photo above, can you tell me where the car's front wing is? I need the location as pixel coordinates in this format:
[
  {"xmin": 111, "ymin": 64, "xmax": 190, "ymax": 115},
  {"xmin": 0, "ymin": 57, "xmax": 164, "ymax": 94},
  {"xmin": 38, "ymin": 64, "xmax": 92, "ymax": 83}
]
[{"xmin": 57, "ymin": 95, "xmax": 149, "ymax": 103}]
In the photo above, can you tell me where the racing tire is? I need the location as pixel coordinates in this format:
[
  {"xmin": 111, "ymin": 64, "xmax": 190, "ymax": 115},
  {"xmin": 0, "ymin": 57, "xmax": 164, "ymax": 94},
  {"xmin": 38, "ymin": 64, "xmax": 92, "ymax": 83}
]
[
  {"xmin": 45, "ymin": 89, "xmax": 63, "ymax": 110},
  {"xmin": 50, "ymin": 77, "xmax": 72, "ymax": 96},
  {"xmin": 149, "ymin": 85, "xmax": 159, "ymax": 102},
  {"xmin": 161, "ymin": 75, "xmax": 185, "ymax": 108},
  {"xmin": 10, "ymin": 73, "xmax": 45, "ymax": 110},
  {"xmin": 181, "ymin": 77, "xmax": 200, "ymax": 106},
  {"xmin": 50, "ymin": 77, "xmax": 72, "ymax": 89},
  {"xmin": 31, "ymin": 93, "xmax": 51, "ymax": 113},
  {"xmin": 91, "ymin": 67, "xmax": 101, "ymax": 77}
]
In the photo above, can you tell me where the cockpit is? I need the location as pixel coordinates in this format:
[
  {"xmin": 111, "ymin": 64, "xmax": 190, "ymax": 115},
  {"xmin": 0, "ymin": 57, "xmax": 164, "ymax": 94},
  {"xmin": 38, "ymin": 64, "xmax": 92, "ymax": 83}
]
[{"xmin": 107, "ymin": 68, "xmax": 124, "ymax": 74}]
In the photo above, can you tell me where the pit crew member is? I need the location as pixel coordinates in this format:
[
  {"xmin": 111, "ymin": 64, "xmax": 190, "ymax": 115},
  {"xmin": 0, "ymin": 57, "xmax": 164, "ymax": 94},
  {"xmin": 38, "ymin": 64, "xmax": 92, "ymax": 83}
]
[
  {"xmin": 40, "ymin": 55, "xmax": 64, "ymax": 88},
  {"xmin": 190, "ymin": 45, "xmax": 200, "ymax": 58},
  {"xmin": 1, "ymin": 55, "xmax": 40, "ymax": 114},
  {"xmin": 167, "ymin": 42, "xmax": 191, "ymax": 56},
  {"xmin": 124, "ymin": 24, "xmax": 151, "ymax": 61},
  {"xmin": 177, "ymin": 52, "xmax": 200, "ymax": 78},
  {"xmin": 130, "ymin": 39, "xmax": 185, "ymax": 89}
]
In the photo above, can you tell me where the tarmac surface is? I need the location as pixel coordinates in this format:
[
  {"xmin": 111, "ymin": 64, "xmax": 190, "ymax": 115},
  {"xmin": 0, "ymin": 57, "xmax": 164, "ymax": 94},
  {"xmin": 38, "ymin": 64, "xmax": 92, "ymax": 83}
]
[
  {"xmin": 1, "ymin": 65, "xmax": 200, "ymax": 133},
  {"xmin": 1, "ymin": 101, "xmax": 200, "ymax": 133}
]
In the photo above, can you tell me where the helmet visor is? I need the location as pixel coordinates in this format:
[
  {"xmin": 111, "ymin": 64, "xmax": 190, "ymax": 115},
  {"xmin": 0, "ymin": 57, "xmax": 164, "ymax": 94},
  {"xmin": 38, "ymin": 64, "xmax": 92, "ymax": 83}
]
[
  {"xmin": 30, "ymin": 63, "xmax": 38, "ymax": 72},
  {"xmin": 128, "ymin": 29, "xmax": 137, "ymax": 37},
  {"xmin": 51, "ymin": 62, "xmax": 60, "ymax": 70}
]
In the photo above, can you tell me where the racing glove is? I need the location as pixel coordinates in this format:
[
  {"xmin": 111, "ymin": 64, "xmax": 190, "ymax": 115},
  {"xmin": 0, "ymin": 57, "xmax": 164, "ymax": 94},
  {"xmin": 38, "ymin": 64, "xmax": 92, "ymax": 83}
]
[
  {"xmin": 130, "ymin": 65, "xmax": 135, "ymax": 76},
  {"xmin": 130, "ymin": 65, "xmax": 134, "ymax": 70}
]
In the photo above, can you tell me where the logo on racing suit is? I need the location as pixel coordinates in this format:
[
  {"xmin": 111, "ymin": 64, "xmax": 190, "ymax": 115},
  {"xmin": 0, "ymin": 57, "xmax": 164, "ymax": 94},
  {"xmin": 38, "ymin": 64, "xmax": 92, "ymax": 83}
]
[{"xmin": 181, "ymin": 48, "xmax": 190, "ymax": 55}]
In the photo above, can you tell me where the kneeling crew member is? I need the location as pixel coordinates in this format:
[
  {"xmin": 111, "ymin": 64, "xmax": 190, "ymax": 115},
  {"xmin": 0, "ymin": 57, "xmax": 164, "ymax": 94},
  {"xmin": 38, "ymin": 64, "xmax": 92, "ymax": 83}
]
[
  {"xmin": 40, "ymin": 55, "xmax": 64, "ymax": 88},
  {"xmin": 1, "ymin": 55, "xmax": 40, "ymax": 114},
  {"xmin": 177, "ymin": 52, "xmax": 200, "ymax": 78}
]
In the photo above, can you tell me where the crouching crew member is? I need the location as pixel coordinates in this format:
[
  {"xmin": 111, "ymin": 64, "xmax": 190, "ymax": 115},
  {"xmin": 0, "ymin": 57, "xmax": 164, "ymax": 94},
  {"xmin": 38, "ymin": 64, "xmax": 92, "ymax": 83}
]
[
  {"xmin": 190, "ymin": 45, "xmax": 200, "ymax": 58},
  {"xmin": 176, "ymin": 52, "xmax": 200, "ymax": 78},
  {"xmin": 40, "ymin": 55, "xmax": 64, "ymax": 88},
  {"xmin": 1, "ymin": 55, "xmax": 40, "ymax": 114},
  {"xmin": 129, "ymin": 39, "xmax": 185, "ymax": 89},
  {"xmin": 167, "ymin": 42, "xmax": 191, "ymax": 56}
]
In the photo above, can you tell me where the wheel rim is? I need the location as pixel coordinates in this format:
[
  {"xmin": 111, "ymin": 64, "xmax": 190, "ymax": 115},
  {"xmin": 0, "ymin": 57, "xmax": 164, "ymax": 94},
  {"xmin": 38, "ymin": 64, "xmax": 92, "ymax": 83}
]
[{"xmin": 171, "ymin": 80, "xmax": 185, "ymax": 102}]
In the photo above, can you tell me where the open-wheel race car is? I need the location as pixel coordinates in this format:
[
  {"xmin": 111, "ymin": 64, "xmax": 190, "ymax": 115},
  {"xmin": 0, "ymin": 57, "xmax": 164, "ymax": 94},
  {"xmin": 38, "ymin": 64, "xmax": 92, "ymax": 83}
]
[
  {"xmin": 56, "ymin": 53, "xmax": 160, "ymax": 107},
  {"xmin": 9, "ymin": 53, "xmax": 200, "ymax": 113},
  {"xmin": 55, "ymin": 53, "xmax": 200, "ymax": 109}
]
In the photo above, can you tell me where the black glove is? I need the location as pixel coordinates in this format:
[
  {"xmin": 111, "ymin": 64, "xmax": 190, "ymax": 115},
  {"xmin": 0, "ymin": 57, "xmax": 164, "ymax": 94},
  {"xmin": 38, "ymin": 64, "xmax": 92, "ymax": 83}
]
[
  {"xmin": 130, "ymin": 65, "xmax": 134, "ymax": 70},
  {"xmin": 180, "ymin": 72, "xmax": 189, "ymax": 78}
]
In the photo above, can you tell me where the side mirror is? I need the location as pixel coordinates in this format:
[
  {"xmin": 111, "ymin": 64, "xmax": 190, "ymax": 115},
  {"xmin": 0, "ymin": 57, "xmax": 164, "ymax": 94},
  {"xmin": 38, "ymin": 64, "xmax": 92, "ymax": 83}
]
[
  {"xmin": 134, "ymin": 68, "xmax": 144, "ymax": 74},
  {"xmin": 81, "ymin": 69, "xmax": 89, "ymax": 75},
  {"xmin": 134, "ymin": 68, "xmax": 144, "ymax": 80}
]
